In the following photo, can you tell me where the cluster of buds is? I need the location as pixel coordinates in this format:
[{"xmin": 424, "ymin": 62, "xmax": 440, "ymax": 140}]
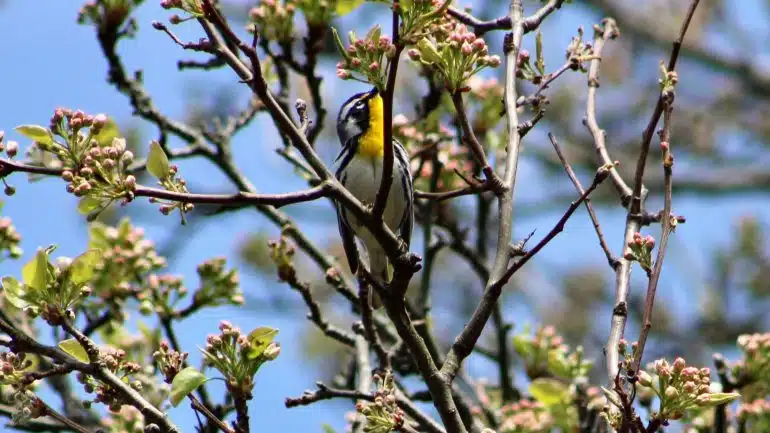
[
  {"xmin": 410, "ymin": 23, "xmax": 501, "ymax": 92},
  {"xmin": 77, "ymin": 347, "xmax": 143, "ymax": 412},
  {"xmin": 19, "ymin": 108, "xmax": 137, "ymax": 215},
  {"xmin": 6, "ymin": 389, "xmax": 44, "ymax": 425},
  {"xmin": 737, "ymin": 399, "xmax": 770, "ymax": 430},
  {"xmin": 88, "ymin": 219, "xmax": 167, "ymax": 302},
  {"xmin": 137, "ymin": 273, "xmax": 186, "ymax": 316},
  {"xmin": 77, "ymin": 0, "xmax": 137, "ymax": 31},
  {"xmin": 565, "ymin": 26, "xmax": 597, "ymax": 73},
  {"xmin": 334, "ymin": 26, "xmax": 397, "ymax": 90},
  {"xmin": 4, "ymin": 247, "xmax": 99, "ymax": 326},
  {"xmin": 0, "ymin": 130, "xmax": 20, "ymax": 160},
  {"xmin": 356, "ymin": 370, "xmax": 406, "ymax": 432},
  {"xmin": 396, "ymin": 0, "xmax": 453, "ymax": 44},
  {"xmin": 392, "ymin": 114, "xmax": 472, "ymax": 192},
  {"xmin": 160, "ymin": 0, "xmax": 203, "ymax": 17},
  {"xmin": 268, "ymin": 234, "xmax": 297, "ymax": 282},
  {"xmin": 201, "ymin": 321, "xmax": 280, "ymax": 399},
  {"xmin": 467, "ymin": 76, "xmax": 506, "ymax": 139},
  {"xmin": 632, "ymin": 358, "xmax": 739, "ymax": 423},
  {"xmin": 294, "ymin": 0, "xmax": 335, "ymax": 28},
  {"xmin": 498, "ymin": 399, "xmax": 553, "ymax": 433},
  {"xmin": 101, "ymin": 406, "xmax": 145, "ymax": 433},
  {"xmin": 248, "ymin": 0, "xmax": 296, "ymax": 43},
  {"xmin": 513, "ymin": 325, "xmax": 571, "ymax": 379},
  {"xmin": 194, "ymin": 257, "xmax": 244, "ymax": 307},
  {"xmin": 62, "ymin": 136, "xmax": 136, "ymax": 209},
  {"xmin": 153, "ymin": 340, "xmax": 189, "ymax": 383},
  {"xmin": 733, "ymin": 333, "xmax": 770, "ymax": 396},
  {"xmin": 49, "ymin": 108, "xmax": 108, "ymax": 138},
  {"xmin": 624, "ymin": 232, "xmax": 655, "ymax": 272},
  {"xmin": 0, "ymin": 217, "xmax": 23, "ymax": 260},
  {"xmin": 0, "ymin": 352, "xmax": 33, "ymax": 386}
]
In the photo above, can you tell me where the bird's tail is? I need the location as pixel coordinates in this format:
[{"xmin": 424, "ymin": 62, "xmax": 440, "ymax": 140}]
[{"xmin": 365, "ymin": 242, "xmax": 391, "ymax": 310}]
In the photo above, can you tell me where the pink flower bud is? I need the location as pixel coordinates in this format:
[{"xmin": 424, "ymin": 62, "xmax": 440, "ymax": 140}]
[
  {"xmin": 407, "ymin": 48, "xmax": 421, "ymax": 60},
  {"xmin": 5, "ymin": 141, "xmax": 18, "ymax": 158},
  {"xmin": 368, "ymin": 61, "xmax": 380, "ymax": 71},
  {"xmin": 472, "ymin": 38, "xmax": 486, "ymax": 51},
  {"xmin": 461, "ymin": 42, "xmax": 473, "ymax": 55},
  {"xmin": 487, "ymin": 55, "xmax": 501, "ymax": 67},
  {"xmin": 336, "ymin": 69, "xmax": 351, "ymax": 79}
]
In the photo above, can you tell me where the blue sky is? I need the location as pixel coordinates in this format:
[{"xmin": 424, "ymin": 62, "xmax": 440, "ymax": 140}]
[{"xmin": 1, "ymin": 1, "xmax": 769, "ymax": 432}]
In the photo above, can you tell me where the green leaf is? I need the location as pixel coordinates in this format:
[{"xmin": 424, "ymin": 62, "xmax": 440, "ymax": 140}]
[
  {"xmin": 331, "ymin": 27, "xmax": 350, "ymax": 61},
  {"xmin": 529, "ymin": 378, "xmax": 569, "ymax": 406},
  {"xmin": 512, "ymin": 334, "xmax": 533, "ymax": 359},
  {"xmin": 15, "ymin": 125, "xmax": 53, "ymax": 147},
  {"xmin": 417, "ymin": 38, "xmax": 442, "ymax": 64},
  {"xmin": 77, "ymin": 196, "xmax": 103, "ymax": 215},
  {"xmin": 1, "ymin": 276, "xmax": 27, "ymax": 309},
  {"xmin": 68, "ymin": 249, "xmax": 101, "ymax": 286},
  {"xmin": 93, "ymin": 118, "xmax": 121, "ymax": 147},
  {"xmin": 147, "ymin": 140, "xmax": 170, "ymax": 180},
  {"xmin": 246, "ymin": 326, "xmax": 279, "ymax": 360},
  {"xmin": 58, "ymin": 338, "xmax": 90, "ymax": 363},
  {"xmin": 365, "ymin": 25, "xmax": 381, "ymax": 45},
  {"xmin": 321, "ymin": 424, "xmax": 338, "ymax": 433},
  {"xmin": 547, "ymin": 350, "xmax": 571, "ymax": 378},
  {"xmin": 170, "ymin": 367, "xmax": 208, "ymax": 407},
  {"xmin": 22, "ymin": 248, "xmax": 50, "ymax": 292},
  {"xmin": 336, "ymin": 0, "xmax": 364, "ymax": 15}
]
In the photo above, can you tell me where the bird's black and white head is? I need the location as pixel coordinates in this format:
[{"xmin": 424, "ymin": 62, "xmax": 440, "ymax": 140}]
[{"xmin": 336, "ymin": 87, "xmax": 380, "ymax": 145}]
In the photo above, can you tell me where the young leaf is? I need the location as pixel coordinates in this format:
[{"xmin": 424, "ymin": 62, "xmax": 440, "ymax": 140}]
[
  {"xmin": 246, "ymin": 326, "xmax": 279, "ymax": 360},
  {"xmin": 336, "ymin": 0, "xmax": 364, "ymax": 16},
  {"xmin": 22, "ymin": 248, "xmax": 50, "ymax": 292},
  {"xmin": 331, "ymin": 27, "xmax": 350, "ymax": 61},
  {"xmin": 77, "ymin": 197, "xmax": 102, "ymax": 215},
  {"xmin": 93, "ymin": 118, "xmax": 122, "ymax": 147},
  {"xmin": 529, "ymin": 378, "xmax": 569, "ymax": 406},
  {"xmin": 1, "ymin": 276, "xmax": 27, "ymax": 309},
  {"xmin": 147, "ymin": 141, "xmax": 170, "ymax": 180},
  {"xmin": 15, "ymin": 125, "xmax": 53, "ymax": 147},
  {"xmin": 58, "ymin": 338, "xmax": 90, "ymax": 363},
  {"xmin": 321, "ymin": 424, "xmax": 338, "ymax": 433},
  {"xmin": 417, "ymin": 38, "xmax": 442, "ymax": 64},
  {"xmin": 170, "ymin": 367, "xmax": 208, "ymax": 407},
  {"xmin": 68, "ymin": 249, "xmax": 101, "ymax": 286}
]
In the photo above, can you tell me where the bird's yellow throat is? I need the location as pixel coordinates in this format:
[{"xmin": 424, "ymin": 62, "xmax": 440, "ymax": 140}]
[{"xmin": 358, "ymin": 93, "xmax": 384, "ymax": 158}]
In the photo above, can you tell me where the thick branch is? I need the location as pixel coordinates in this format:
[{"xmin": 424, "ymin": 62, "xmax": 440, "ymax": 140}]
[{"xmin": 441, "ymin": 0, "xmax": 526, "ymax": 384}]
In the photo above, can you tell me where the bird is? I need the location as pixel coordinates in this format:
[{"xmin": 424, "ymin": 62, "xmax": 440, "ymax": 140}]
[{"xmin": 334, "ymin": 87, "xmax": 414, "ymax": 309}]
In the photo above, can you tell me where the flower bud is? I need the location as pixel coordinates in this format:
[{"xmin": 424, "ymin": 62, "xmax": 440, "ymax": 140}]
[
  {"xmin": 461, "ymin": 41, "xmax": 473, "ymax": 55},
  {"xmin": 637, "ymin": 370, "xmax": 652, "ymax": 387},
  {"xmin": 673, "ymin": 357, "xmax": 685, "ymax": 372},
  {"xmin": 336, "ymin": 69, "xmax": 351, "ymax": 79},
  {"xmin": 407, "ymin": 48, "xmax": 421, "ymax": 61},
  {"xmin": 124, "ymin": 175, "xmax": 136, "ymax": 190},
  {"xmin": 664, "ymin": 386, "xmax": 679, "ymax": 400},
  {"xmin": 5, "ymin": 141, "xmax": 18, "ymax": 158},
  {"xmin": 368, "ymin": 61, "xmax": 380, "ymax": 72},
  {"xmin": 487, "ymin": 55, "xmax": 501, "ymax": 67}
]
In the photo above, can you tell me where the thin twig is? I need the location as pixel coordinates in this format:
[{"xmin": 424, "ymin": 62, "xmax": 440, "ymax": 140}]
[
  {"xmin": 630, "ymin": 92, "xmax": 677, "ymax": 374},
  {"xmin": 447, "ymin": 0, "xmax": 565, "ymax": 36},
  {"xmin": 615, "ymin": 0, "xmax": 700, "ymax": 380},
  {"xmin": 451, "ymin": 92, "xmax": 503, "ymax": 193},
  {"xmin": 548, "ymin": 133, "xmax": 618, "ymax": 268}
]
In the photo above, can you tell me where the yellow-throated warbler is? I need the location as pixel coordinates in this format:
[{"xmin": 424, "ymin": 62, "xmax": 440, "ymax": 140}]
[{"xmin": 334, "ymin": 87, "xmax": 414, "ymax": 308}]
